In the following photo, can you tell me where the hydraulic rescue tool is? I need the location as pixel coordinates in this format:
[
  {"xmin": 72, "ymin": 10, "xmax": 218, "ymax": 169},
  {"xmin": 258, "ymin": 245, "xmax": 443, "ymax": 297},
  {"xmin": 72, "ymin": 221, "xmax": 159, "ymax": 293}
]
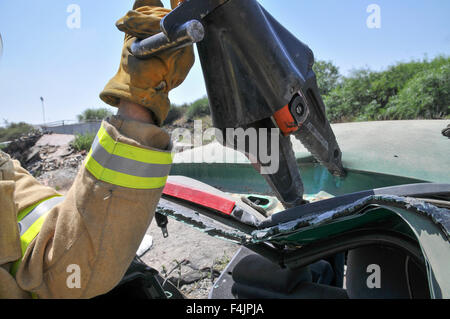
[{"xmin": 131, "ymin": 0, "xmax": 346, "ymax": 208}]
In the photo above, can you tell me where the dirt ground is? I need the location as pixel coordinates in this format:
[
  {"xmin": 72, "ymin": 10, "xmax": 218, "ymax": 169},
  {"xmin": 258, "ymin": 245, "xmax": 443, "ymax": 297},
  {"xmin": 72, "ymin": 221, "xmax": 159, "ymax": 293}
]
[{"xmin": 143, "ymin": 217, "xmax": 239, "ymax": 299}]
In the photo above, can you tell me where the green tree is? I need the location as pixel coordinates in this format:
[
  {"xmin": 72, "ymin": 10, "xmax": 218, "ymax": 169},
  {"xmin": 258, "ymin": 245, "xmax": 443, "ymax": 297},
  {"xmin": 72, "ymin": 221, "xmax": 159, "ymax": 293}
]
[
  {"xmin": 0, "ymin": 122, "xmax": 37, "ymax": 143},
  {"xmin": 323, "ymin": 55, "xmax": 449, "ymax": 122},
  {"xmin": 324, "ymin": 68, "xmax": 377, "ymax": 122},
  {"xmin": 77, "ymin": 108, "xmax": 114, "ymax": 122},
  {"xmin": 185, "ymin": 96, "xmax": 210, "ymax": 121},
  {"xmin": 386, "ymin": 64, "xmax": 450, "ymax": 119},
  {"xmin": 313, "ymin": 60, "xmax": 341, "ymax": 96}
]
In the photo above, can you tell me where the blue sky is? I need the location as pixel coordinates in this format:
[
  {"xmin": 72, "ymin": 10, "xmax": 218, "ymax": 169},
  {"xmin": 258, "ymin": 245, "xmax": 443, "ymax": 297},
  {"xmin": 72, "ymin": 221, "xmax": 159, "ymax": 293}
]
[{"xmin": 0, "ymin": 0, "xmax": 449, "ymax": 125}]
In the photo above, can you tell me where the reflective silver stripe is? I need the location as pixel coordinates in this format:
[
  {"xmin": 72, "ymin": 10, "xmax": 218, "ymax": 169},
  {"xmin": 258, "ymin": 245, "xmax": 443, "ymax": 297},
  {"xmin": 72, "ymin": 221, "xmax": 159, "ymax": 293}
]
[
  {"xmin": 18, "ymin": 197, "xmax": 65, "ymax": 236},
  {"xmin": 90, "ymin": 136, "xmax": 171, "ymax": 178}
]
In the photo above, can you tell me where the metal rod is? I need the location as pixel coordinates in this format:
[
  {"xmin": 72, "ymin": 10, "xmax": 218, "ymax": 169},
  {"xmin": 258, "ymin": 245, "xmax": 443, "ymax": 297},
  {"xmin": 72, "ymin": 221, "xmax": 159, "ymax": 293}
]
[{"xmin": 131, "ymin": 20, "xmax": 205, "ymax": 59}]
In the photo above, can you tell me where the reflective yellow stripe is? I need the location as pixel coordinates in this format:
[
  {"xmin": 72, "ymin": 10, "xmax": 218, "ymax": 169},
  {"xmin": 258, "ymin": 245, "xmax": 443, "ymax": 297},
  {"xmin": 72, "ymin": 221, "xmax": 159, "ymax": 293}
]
[
  {"xmin": 85, "ymin": 149, "xmax": 169, "ymax": 189},
  {"xmin": 11, "ymin": 197, "xmax": 62, "ymax": 277},
  {"xmin": 17, "ymin": 196, "xmax": 59, "ymax": 222},
  {"xmin": 19, "ymin": 212, "xmax": 50, "ymax": 257},
  {"xmin": 85, "ymin": 124, "xmax": 172, "ymax": 189},
  {"xmin": 97, "ymin": 125, "xmax": 173, "ymax": 165}
]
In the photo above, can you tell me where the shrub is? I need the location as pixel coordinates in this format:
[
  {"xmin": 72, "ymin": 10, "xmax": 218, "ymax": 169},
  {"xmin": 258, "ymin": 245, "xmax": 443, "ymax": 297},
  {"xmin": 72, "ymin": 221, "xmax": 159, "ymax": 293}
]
[
  {"xmin": 313, "ymin": 60, "xmax": 341, "ymax": 96},
  {"xmin": 386, "ymin": 64, "xmax": 450, "ymax": 120},
  {"xmin": 324, "ymin": 69, "xmax": 377, "ymax": 122},
  {"xmin": 186, "ymin": 97, "xmax": 210, "ymax": 120},
  {"xmin": 323, "ymin": 55, "xmax": 450, "ymax": 122},
  {"xmin": 70, "ymin": 132, "xmax": 96, "ymax": 152},
  {"xmin": 0, "ymin": 122, "xmax": 37, "ymax": 143}
]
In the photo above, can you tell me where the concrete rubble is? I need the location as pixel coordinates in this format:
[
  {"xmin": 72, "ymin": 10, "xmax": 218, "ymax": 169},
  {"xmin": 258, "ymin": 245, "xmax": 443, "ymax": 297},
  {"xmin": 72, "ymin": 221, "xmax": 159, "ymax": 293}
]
[
  {"xmin": 2, "ymin": 132, "xmax": 43, "ymax": 166},
  {"xmin": 3, "ymin": 133, "xmax": 86, "ymax": 191},
  {"xmin": 25, "ymin": 134, "xmax": 85, "ymax": 177}
]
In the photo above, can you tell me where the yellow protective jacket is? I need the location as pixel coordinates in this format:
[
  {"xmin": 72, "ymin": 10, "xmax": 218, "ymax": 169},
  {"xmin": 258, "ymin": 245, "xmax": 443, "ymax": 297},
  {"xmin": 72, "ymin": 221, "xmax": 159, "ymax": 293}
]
[{"xmin": 0, "ymin": 116, "xmax": 172, "ymax": 298}]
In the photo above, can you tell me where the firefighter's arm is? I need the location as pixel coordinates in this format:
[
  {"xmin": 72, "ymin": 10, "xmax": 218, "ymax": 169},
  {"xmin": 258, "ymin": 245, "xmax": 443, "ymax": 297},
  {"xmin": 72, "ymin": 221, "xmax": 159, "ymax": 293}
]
[{"xmin": 14, "ymin": 0, "xmax": 194, "ymax": 298}]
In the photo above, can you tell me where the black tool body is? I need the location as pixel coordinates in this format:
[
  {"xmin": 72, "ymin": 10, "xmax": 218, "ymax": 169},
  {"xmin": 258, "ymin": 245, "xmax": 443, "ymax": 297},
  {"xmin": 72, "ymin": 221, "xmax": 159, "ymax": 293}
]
[{"xmin": 131, "ymin": 0, "xmax": 345, "ymax": 208}]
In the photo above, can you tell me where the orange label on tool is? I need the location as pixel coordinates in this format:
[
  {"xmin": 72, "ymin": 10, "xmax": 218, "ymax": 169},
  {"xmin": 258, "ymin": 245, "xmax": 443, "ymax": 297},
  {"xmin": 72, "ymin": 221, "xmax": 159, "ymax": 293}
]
[{"xmin": 274, "ymin": 105, "xmax": 299, "ymax": 136}]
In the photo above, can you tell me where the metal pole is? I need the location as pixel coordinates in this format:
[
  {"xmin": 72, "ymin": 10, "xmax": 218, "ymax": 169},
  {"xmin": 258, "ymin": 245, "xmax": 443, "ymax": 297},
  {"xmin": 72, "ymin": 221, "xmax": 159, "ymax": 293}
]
[{"xmin": 40, "ymin": 97, "xmax": 46, "ymax": 126}]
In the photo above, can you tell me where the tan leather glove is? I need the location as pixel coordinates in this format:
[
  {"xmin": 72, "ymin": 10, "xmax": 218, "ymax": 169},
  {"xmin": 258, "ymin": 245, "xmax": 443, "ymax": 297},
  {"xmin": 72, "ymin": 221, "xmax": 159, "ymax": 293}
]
[{"xmin": 100, "ymin": 0, "xmax": 195, "ymax": 126}]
